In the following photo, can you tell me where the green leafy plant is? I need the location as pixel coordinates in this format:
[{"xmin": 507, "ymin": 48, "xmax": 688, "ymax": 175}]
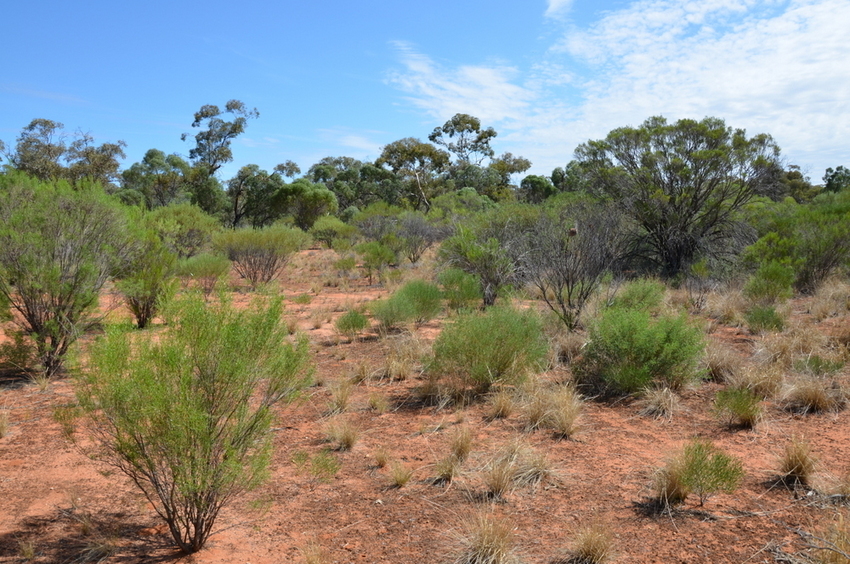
[
  {"xmin": 117, "ymin": 233, "xmax": 178, "ymax": 329},
  {"xmin": 430, "ymin": 306, "xmax": 548, "ymax": 395},
  {"xmin": 438, "ymin": 267, "xmax": 482, "ymax": 312},
  {"xmin": 76, "ymin": 294, "xmax": 313, "ymax": 553},
  {"xmin": 609, "ymin": 278, "xmax": 666, "ymax": 313},
  {"xmin": 356, "ymin": 241, "xmax": 396, "ymax": 284}
]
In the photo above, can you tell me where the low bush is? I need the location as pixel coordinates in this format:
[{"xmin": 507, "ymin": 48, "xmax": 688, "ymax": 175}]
[
  {"xmin": 335, "ymin": 309, "xmax": 369, "ymax": 341},
  {"xmin": 438, "ymin": 267, "xmax": 481, "ymax": 312},
  {"xmin": 575, "ymin": 308, "xmax": 704, "ymax": 396},
  {"xmin": 609, "ymin": 278, "xmax": 666, "ymax": 313},
  {"xmin": 654, "ymin": 438, "xmax": 744, "ymax": 507},
  {"xmin": 743, "ymin": 260, "xmax": 795, "ymax": 305},
  {"xmin": 393, "ymin": 279, "xmax": 443, "ymax": 326},
  {"xmin": 175, "ymin": 253, "xmax": 231, "ymax": 298},
  {"xmin": 714, "ymin": 387, "xmax": 762, "ymax": 428},
  {"xmin": 370, "ymin": 295, "xmax": 415, "ymax": 333},
  {"xmin": 430, "ymin": 306, "xmax": 548, "ymax": 395},
  {"xmin": 214, "ymin": 225, "xmax": 310, "ymax": 289},
  {"xmin": 745, "ymin": 305, "xmax": 785, "ymax": 333}
]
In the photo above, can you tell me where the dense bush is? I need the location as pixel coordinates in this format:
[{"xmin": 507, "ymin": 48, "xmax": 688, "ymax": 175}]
[
  {"xmin": 77, "ymin": 294, "xmax": 313, "ymax": 553},
  {"xmin": 393, "ymin": 280, "xmax": 443, "ymax": 326},
  {"xmin": 214, "ymin": 225, "xmax": 310, "ymax": 289},
  {"xmin": 438, "ymin": 267, "xmax": 482, "ymax": 312},
  {"xmin": 429, "ymin": 306, "xmax": 548, "ymax": 394},
  {"xmin": 609, "ymin": 278, "xmax": 666, "ymax": 312},
  {"xmin": 575, "ymin": 307, "xmax": 704, "ymax": 395},
  {"xmin": 335, "ymin": 309, "xmax": 369, "ymax": 341},
  {"xmin": 0, "ymin": 173, "xmax": 135, "ymax": 376},
  {"xmin": 117, "ymin": 233, "xmax": 178, "ymax": 329}
]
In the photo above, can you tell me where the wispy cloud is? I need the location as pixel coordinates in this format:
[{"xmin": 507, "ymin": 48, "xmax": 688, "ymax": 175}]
[
  {"xmin": 545, "ymin": 0, "xmax": 576, "ymax": 18},
  {"xmin": 1, "ymin": 84, "xmax": 87, "ymax": 106},
  {"xmin": 318, "ymin": 128, "xmax": 383, "ymax": 155},
  {"xmin": 386, "ymin": 41, "xmax": 536, "ymax": 126},
  {"xmin": 386, "ymin": 0, "xmax": 850, "ymax": 178}
]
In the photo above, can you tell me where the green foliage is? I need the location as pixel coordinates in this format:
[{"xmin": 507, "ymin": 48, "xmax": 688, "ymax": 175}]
[
  {"xmin": 430, "ymin": 306, "xmax": 548, "ymax": 394},
  {"xmin": 146, "ymin": 203, "xmax": 220, "ymax": 259},
  {"xmin": 576, "ymin": 115, "xmax": 781, "ymax": 278},
  {"xmin": 335, "ymin": 309, "xmax": 369, "ymax": 341},
  {"xmin": 356, "ymin": 241, "xmax": 396, "ymax": 284},
  {"xmin": 0, "ymin": 173, "xmax": 134, "ymax": 376},
  {"xmin": 214, "ymin": 225, "xmax": 310, "ymax": 289},
  {"xmin": 438, "ymin": 268, "xmax": 482, "ymax": 312},
  {"xmin": 610, "ymin": 278, "xmax": 666, "ymax": 312},
  {"xmin": 116, "ymin": 233, "xmax": 178, "ymax": 329},
  {"xmin": 174, "ymin": 253, "xmax": 231, "ymax": 298},
  {"xmin": 277, "ymin": 178, "xmax": 339, "ymax": 230},
  {"xmin": 714, "ymin": 387, "xmax": 762, "ymax": 428},
  {"xmin": 659, "ymin": 439, "xmax": 744, "ymax": 506},
  {"xmin": 369, "ymin": 295, "xmax": 415, "ymax": 333},
  {"xmin": 575, "ymin": 308, "xmax": 704, "ymax": 395},
  {"xmin": 309, "ymin": 216, "xmax": 356, "ymax": 249},
  {"xmin": 743, "ymin": 261, "xmax": 794, "ymax": 305},
  {"xmin": 76, "ymin": 294, "xmax": 313, "ymax": 553},
  {"xmin": 393, "ymin": 280, "xmax": 443, "ymax": 326},
  {"xmin": 439, "ymin": 226, "xmax": 515, "ymax": 307},
  {"xmin": 744, "ymin": 305, "xmax": 785, "ymax": 333}
]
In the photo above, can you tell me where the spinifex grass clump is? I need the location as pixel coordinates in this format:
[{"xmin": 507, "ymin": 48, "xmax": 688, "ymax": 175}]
[
  {"xmin": 77, "ymin": 294, "xmax": 313, "ymax": 553},
  {"xmin": 430, "ymin": 306, "xmax": 548, "ymax": 396},
  {"xmin": 575, "ymin": 307, "xmax": 704, "ymax": 396},
  {"xmin": 714, "ymin": 387, "xmax": 763, "ymax": 428}
]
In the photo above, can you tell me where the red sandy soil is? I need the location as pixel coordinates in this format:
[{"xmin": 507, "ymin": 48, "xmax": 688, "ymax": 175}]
[{"xmin": 1, "ymin": 250, "xmax": 849, "ymax": 563}]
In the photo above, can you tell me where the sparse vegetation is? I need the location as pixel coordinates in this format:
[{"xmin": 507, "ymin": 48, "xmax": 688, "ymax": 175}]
[
  {"xmin": 654, "ymin": 438, "xmax": 744, "ymax": 507},
  {"xmin": 779, "ymin": 436, "xmax": 818, "ymax": 488}
]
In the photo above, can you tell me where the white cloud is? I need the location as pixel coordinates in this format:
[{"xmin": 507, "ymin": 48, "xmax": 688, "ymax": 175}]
[
  {"xmin": 387, "ymin": 0, "xmax": 850, "ymax": 178},
  {"xmin": 545, "ymin": 0, "xmax": 576, "ymax": 18},
  {"xmin": 386, "ymin": 41, "xmax": 536, "ymax": 126}
]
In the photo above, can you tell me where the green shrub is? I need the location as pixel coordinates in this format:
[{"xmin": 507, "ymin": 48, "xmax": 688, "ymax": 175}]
[
  {"xmin": 214, "ymin": 225, "xmax": 310, "ymax": 289},
  {"xmin": 117, "ymin": 233, "xmax": 178, "ymax": 329},
  {"xmin": 714, "ymin": 387, "xmax": 762, "ymax": 428},
  {"xmin": 76, "ymin": 294, "xmax": 313, "ymax": 553},
  {"xmin": 429, "ymin": 306, "xmax": 548, "ymax": 394},
  {"xmin": 745, "ymin": 305, "xmax": 785, "ymax": 333},
  {"xmin": 335, "ymin": 309, "xmax": 369, "ymax": 341},
  {"xmin": 438, "ymin": 267, "xmax": 482, "ymax": 312},
  {"xmin": 394, "ymin": 280, "xmax": 443, "ymax": 326},
  {"xmin": 146, "ymin": 203, "xmax": 220, "ymax": 259},
  {"xmin": 743, "ymin": 260, "xmax": 794, "ymax": 305},
  {"xmin": 370, "ymin": 295, "xmax": 415, "ymax": 333},
  {"xmin": 175, "ymin": 253, "xmax": 232, "ymax": 298},
  {"xmin": 610, "ymin": 278, "xmax": 666, "ymax": 312},
  {"xmin": 356, "ymin": 241, "xmax": 396, "ymax": 284},
  {"xmin": 575, "ymin": 308, "xmax": 704, "ymax": 395},
  {"xmin": 309, "ymin": 216, "xmax": 356, "ymax": 249},
  {"xmin": 655, "ymin": 438, "xmax": 744, "ymax": 507}
]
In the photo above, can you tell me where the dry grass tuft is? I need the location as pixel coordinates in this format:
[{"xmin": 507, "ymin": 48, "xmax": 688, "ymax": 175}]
[
  {"xmin": 482, "ymin": 441, "xmax": 551, "ymax": 499},
  {"xmin": 549, "ymin": 330, "xmax": 587, "ymax": 366},
  {"xmin": 300, "ymin": 540, "xmax": 331, "ymax": 564},
  {"xmin": 326, "ymin": 379, "xmax": 354, "ymax": 415},
  {"xmin": 325, "ymin": 417, "xmax": 360, "ymax": 451},
  {"xmin": 383, "ymin": 333, "xmax": 430, "ymax": 381},
  {"xmin": 703, "ymin": 339, "xmax": 744, "ymax": 383},
  {"xmin": 390, "ymin": 461, "xmax": 414, "ymax": 488},
  {"xmin": 522, "ymin": 385, "xmax": 583, "ymax": 437},
  {"xmin": 808, "ymin": 279, "xmax": 850, "ymax": 321},
  {"xmin": 637, "ymin": 387, "xmax": 680, "ymax": 420},
  {"xmin": 779, "ymin": 436, "xmax": 818, "ymax": 488},
  {"xmin": 451, "ymin": 511, "xmax": 521, "ymax": 564},
  {"xmin": 727, "ymin": 363, "xmax": 785, "ymax": 399},
  {"xmin": 568, "ymin": 520, "xmax": 616, "ymax": 564},
  {"xmin": 812, "ymin": 511, "xmax": 850, "ymax": 564},
  {"xmin": 0, "ymin": 408, "xmax": 9, "ymax": 438},
  {"xmin": 705, "ymin": 288, "xmax": 748, "ymax": 327},
  {"xmin": 783, "ymin": 376, "xmax": 846, "ymax": 414},
  {"xmin": 756, "ymin": 322, "xmax": 832, "ymax": 368},
  {"xmin": 486, "ymin": 390, "xmax": 516, "ymax": 420}
]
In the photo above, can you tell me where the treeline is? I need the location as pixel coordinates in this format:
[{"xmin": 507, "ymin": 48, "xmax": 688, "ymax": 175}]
[{"xmin": 1, "ymin": 106, "xmax": 850, "ymax": 378}]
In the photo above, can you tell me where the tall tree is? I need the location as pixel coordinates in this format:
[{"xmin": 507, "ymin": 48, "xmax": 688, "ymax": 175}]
[
  {"xmin": 824, "ymin": 165, "xmax": 850, "ymax": 193},
  {"xmin": 576, "ymin": 116, "xmax": 781, "ymax": 278},
  {"xmin": 181, "ymin": 100, "xmax": 259, "ymax": 176},
  {"xmin": 376, "ymin": 138, "xmax": 450, "ymax": 211},
  {"xmin": 428, "ymin": 113, "xmax": 497, "ymax": 165},
  {"xmin": 122, "ymin": 149, "xmax": 191, "ymax": 208}
]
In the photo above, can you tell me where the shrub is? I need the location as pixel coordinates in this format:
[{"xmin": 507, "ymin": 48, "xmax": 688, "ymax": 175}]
[
  {"xmin": 335, "ymin": 309, "xmax": 369, "ymax": 342},
  {"xmin": 714, "ymin": 387, "xmax": 762, "ymax": 428},
  {"xmin": 655, "ymin": 438, "xmax": 744, "ymax": 507},
  {"xmin": 370, "ymin": 295, "xmax": 415, "ymax": 333},
  {"xmin": 175, "ymin": 253, "xmax": 231, "ymax": 298},
  {"xmin": 117, "ymin": 234, "xmax": 178, "ymax": 329},
  {"xmin": 743, "ymin": 261, "xmax": 795, "ymax": 305},
  {"xmin": 393, "ymin": 279, "xmax": 443, "ymax": 326},
  {"xmin": 745, "ymin": 305, "xmax": 785, "ymax": 333},
  {"xmin": 575, "ymin": 308, "xmax": 704, "ymax": 395},
  {"xmin": 146, "ymin": 203, "xmax": 220, "ymax": 259},
  {"xmin": 438, "ymin": 267, "xmax": 482, "ymax": 312},
  {"xmin": 214, "ymin": 225, "xmax": 310, "ymax": 289},
  {"xmin": 309, "ymin": 216, "xmax": 356, "ymax": 249},
  {"xmin": 430, "ymin": 306, "xmax": 548, "ymax": 394},
  {"xmin": 0, "ymin": 174, "xmax": 135, "ymax": 377},
  {"xmin": 76, "ymin": 294, "xmax": 313, "ymax": 553},
  {"xmin": 356, "ymin": 241, "xmax": 396, "ymax": 284},
  {"xmin": 610, "ymin": 278, "xmax": 666, "ymax": 313}
]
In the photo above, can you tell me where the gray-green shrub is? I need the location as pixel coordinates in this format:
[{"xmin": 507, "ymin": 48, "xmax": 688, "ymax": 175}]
[
  {"xmin": 438, "ymin": 267, "xmax": 481, "ymax": 312},
  {"xmin": 214, "ymin": 225, "xmax": 310, "ymax": 289},
  {"xmin": 656, "ymin": 438, "xmax": 744, "ymax": 507},
  {"xmin": 429, "ymin": 306, "xmax": 548, "ymax": 394}
]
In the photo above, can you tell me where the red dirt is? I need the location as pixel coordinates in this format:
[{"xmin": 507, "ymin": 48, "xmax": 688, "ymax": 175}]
[{"xmin": 1, "ymin": 252, "xmax": 848, "ymax": 563}]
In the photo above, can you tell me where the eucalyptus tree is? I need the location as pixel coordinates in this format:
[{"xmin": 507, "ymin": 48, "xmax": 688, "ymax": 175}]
[
  {"xmin": 576, "ymin": 116, "xmax": 781, "ymax": 278},
  {"xmin": 376, "ymin": 137, "xmax": 450, "ymax": 211}
]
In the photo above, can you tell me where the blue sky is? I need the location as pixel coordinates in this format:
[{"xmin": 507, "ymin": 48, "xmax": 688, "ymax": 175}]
[{"xmin": 2, "ymin": 0, "xmax": 848, "ymax": 183}]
